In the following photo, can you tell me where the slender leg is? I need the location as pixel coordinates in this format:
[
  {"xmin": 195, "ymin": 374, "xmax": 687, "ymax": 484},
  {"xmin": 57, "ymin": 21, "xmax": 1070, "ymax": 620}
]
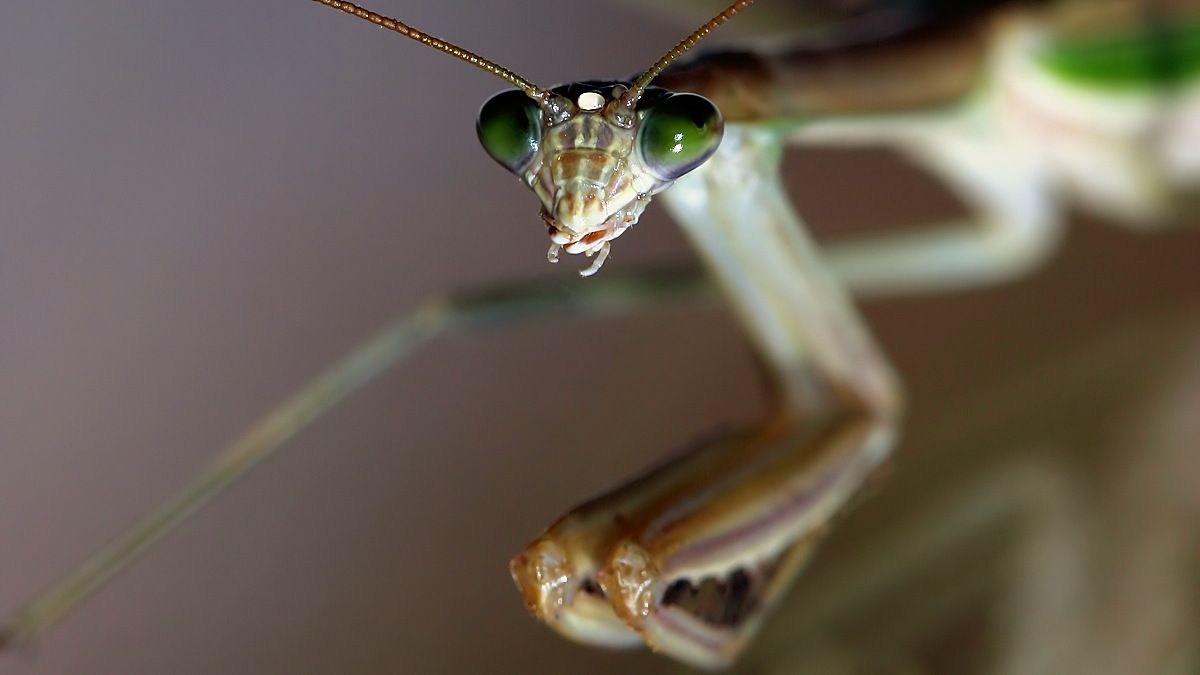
[
  {"xmin": 511, "ymin": 126, "xmax": 902, "ymax": 668},
  {"xmin": 0, "ymin": 265, "xmax": 711, "ymax": 651},
  {"xmin": 797, "ymin": 98, "xmax": 1063, "ymax": 298}
]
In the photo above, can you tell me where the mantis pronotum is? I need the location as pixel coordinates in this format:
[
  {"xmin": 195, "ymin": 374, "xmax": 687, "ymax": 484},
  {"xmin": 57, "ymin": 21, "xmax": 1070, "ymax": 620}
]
[{"xmin": 1, "ymin": 0, "xmax": 1197, "ymax": 671}]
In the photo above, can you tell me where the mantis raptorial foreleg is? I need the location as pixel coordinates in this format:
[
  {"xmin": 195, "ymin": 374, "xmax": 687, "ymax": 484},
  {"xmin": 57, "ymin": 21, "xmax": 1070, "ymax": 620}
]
[{"xmin": 510, "ymin": 126, "xmax": 901, "ymax": 668}]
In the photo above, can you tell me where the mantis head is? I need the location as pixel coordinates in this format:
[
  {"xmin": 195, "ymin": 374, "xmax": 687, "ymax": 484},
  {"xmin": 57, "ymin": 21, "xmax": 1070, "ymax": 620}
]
[
  {"xmin": 478, "ymin": 82, "xmax": 723, "ymax": 275},
  {"xmin": 315, "ymin": 0, "xmax": 751, "ymax": 276}
]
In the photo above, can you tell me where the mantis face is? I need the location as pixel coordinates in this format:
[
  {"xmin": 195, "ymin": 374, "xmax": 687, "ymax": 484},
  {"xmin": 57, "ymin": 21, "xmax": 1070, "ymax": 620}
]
[{"xmin": 477, "ymin": 82, "xmax": 723, "ymax": 275}]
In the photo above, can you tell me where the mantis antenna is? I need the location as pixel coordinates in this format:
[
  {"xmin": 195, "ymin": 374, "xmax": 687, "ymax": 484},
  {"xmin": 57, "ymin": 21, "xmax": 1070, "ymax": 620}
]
[
  {"xmin": 314, "ymin": 0, "xmax": 757, "ymax": 114},
  {"xmin": 621, "ymin": 0, "xmax": 756, "ymax": 107},
  {"xmin": 313, "ymin": 0, "xmax": 545, "ymax": 98}
]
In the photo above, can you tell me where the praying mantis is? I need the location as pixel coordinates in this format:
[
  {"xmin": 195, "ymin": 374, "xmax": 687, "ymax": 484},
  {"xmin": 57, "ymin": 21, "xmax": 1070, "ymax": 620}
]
[{"xmin": 0, "ymin": 0, "xmax": 1195, "ymax": 667}]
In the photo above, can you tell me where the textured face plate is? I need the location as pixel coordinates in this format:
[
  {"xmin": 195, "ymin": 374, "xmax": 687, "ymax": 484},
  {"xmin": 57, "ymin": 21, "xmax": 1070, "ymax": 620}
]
[{"xmin": 515, "ymin": 82, "xmax": 679, "ymax": 275}]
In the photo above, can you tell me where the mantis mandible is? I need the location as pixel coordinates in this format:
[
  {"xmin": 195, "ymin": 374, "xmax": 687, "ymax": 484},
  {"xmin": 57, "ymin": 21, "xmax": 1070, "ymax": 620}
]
[{"xmin": 1, "ymin": 0, "xmax": 1197, "ymax": 670}]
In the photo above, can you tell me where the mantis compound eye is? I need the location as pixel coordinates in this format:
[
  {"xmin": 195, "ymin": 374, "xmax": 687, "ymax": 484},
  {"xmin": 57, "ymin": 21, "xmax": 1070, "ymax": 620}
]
[
  {"xmin": 477, "ymin": 89, "xmax": 541, "ymax": 174},
  {"xmin": 637, "ymin": 92, "xmax": 723, "ymax": 181}
]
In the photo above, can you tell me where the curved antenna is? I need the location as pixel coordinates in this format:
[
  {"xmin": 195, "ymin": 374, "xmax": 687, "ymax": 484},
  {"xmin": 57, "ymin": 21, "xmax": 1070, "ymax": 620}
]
[
  {"xmin": 621, "ymin": 0, "xmax": 756, "ymax": 108},
  {"xmin": 313, "ymin": 0, "xmax": 544, "ymax": 99}
]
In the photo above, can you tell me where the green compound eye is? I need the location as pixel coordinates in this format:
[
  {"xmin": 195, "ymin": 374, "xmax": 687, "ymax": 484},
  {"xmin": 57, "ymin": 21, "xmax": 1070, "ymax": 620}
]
[
  {"xmin": 638, "ymin": 93, "xmax": 723, "ymax": 181},
  {"xmin": 477, "ymin": 89, "xmax": 541, "ymax": 174}
]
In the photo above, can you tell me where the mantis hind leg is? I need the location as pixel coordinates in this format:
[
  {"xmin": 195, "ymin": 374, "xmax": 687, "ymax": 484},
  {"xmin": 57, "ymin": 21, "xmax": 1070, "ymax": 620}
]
[
  {"xmin": 0, "ymin": 265, "xmax": 713, "ymax": 651},
  {"xmin": 783, "ymin": 22, "xmax": 1071, "ymax": 299},
  {"xmin": 796, "ymin": 97, "xmax": 1063, "ymax": 298}
]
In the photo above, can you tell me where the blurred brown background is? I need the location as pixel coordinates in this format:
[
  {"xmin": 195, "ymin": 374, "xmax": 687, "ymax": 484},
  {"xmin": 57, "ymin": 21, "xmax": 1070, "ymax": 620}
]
[{"xmin": 1, "ymin": 2, "xmax": 1197, "ymax": 674}]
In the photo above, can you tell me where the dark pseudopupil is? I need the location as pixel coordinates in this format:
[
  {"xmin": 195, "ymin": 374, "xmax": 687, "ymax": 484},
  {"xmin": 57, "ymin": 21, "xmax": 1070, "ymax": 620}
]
[
  {"xmin": 477, "ymin": 89, "xmax": 540, "ymax": 173},
  {"xmin": 639, "ymin": 92, "xmax": 723, "ymax": 181}
]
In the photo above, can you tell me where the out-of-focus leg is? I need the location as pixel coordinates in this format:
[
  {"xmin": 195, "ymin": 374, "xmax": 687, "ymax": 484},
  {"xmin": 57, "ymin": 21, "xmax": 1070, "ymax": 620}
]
[{"xmin": 0, "ymin": 265, "xmax": 712, "ymax": 652}]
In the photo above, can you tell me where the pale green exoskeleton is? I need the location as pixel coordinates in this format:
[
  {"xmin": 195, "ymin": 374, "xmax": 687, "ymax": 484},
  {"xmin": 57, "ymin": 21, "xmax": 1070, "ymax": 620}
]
[{"xmin": 1, "ymin": 0, "xmax": 1197, "ymax": 670}]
